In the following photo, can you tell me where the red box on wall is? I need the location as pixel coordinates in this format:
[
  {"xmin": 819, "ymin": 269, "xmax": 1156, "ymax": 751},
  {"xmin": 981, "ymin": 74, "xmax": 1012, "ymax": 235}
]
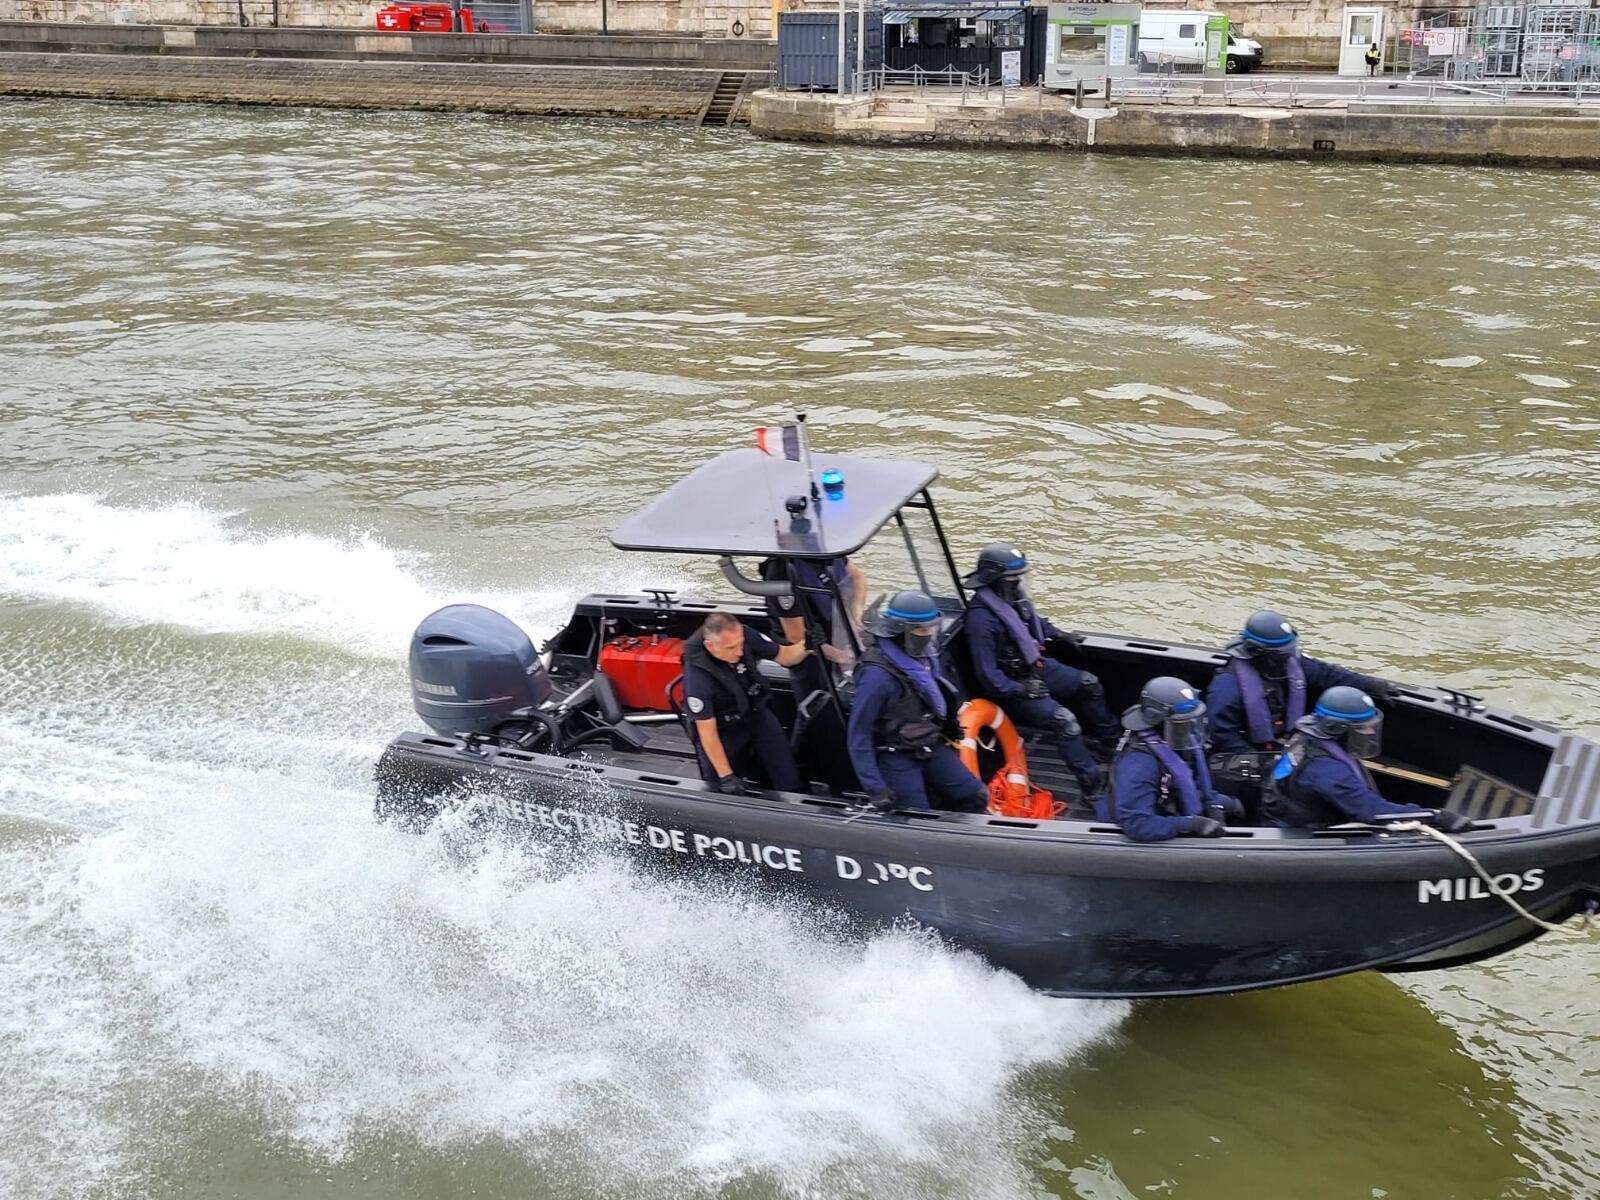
[{"xmin": 598, "ymin": 635, "xmax": 685, "ymax": 712}]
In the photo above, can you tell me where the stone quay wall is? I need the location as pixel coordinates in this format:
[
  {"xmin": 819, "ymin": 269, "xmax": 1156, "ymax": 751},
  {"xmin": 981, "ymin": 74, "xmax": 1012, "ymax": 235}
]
[
  {"xmin": 750, "ymin": 90, "xmax": 1600, "ymax": 167},
  {"xmin": 0, "ymin": 18, "xmax": 777, "ymax": 65},
  {"xmin": 0, "ymin": 49, "xmax": 771, "ymax": 118},
  {"xmin": 0, "ymin": 0, "xmax": 784, "ymax": 39}
]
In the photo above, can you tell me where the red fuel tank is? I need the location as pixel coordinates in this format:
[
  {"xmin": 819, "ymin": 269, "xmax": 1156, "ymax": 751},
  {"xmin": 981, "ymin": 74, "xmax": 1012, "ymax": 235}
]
[{"xmin": 597, "ymin": 635, "xmax": 685, "ymax": 712}]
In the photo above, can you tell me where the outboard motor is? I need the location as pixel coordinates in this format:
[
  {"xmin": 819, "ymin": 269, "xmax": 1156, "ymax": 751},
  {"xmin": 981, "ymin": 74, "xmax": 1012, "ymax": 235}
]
[{"xmin": 409, "ymin": 605, "xmax": 551, "ymax": 738}]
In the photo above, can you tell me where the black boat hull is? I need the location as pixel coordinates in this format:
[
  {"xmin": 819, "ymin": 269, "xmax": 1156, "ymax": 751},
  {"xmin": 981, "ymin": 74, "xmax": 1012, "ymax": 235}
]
[{"xmin": 376, "ymin": 733, "xmax": 1600, "ymax": 999}]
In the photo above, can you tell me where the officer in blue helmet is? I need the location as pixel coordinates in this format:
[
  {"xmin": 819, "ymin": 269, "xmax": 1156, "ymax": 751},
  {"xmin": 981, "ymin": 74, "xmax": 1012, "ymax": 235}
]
[
  {"xmin": 1206, "ymin": 610, "xmax": 1398, "ymax": 807},
  {"xmin": 1101, "ymin": 677, "xmax": 1245, "ymax": 842},
  {"xmin": 962, "ymin": 542, "xmax": 1119, "ymax": 797},
  {"xmin": 847, "ymin": 589, "xmax": 990, "ymax": 815},
  {"xmin": 1264, "ymin": 685, "xmax": 1472, "ymax": 831}
]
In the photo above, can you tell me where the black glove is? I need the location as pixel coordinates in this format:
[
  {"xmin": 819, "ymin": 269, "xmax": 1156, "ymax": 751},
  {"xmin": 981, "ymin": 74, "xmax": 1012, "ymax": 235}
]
[
  {"xmin": 1021, "ymin": 677, "xmax": 1049, "ymax": 700},
  {"xmin": 941, "ymin": 716, "xmax": 963, "ymax": 744},
  {"xmin": 1048, "ymin": 631, "xmax": 1085, "ymax": 653},
  {"xmin": 1187, "ymin": 816, "xmax": 1226, "ymax": 838},
  {"xmin": 1210, "ymin": 793, "xmax": 1247, "ymax": 823},
  {"xmin": 1366, "ymin": 679, "xmax": 1397, "ymax": 708},
  {"xmin": 1429, "ymin": 808, "xmax": 1473, "ymax": 833},
  {"xmin": 863, "ymin": 788, "xmax": 897, "ymax": 814},
  {"xmin": 1076, "ymin": 763, "xmax": 1104, "ymax": 795},
  {"xmin": 715, "ymin": 774, "xmax": 748, "ymax": 796}
]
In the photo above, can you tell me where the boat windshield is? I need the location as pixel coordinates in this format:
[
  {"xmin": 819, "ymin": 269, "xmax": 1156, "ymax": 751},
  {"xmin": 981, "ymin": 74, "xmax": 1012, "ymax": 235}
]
[{"xmin": 849, "ymin": 495, "xmax": 965, "ymax": 617}]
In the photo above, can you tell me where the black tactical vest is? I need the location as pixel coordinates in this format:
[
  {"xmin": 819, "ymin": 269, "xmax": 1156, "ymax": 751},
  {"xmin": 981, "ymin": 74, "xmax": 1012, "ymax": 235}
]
[
  {"xmin": 862, "ymin": 648, "xmax": 949, "ymax": 752},
  {"xmin": 682, "ymin": 634, "xmax": 770, "ymax": 726}
]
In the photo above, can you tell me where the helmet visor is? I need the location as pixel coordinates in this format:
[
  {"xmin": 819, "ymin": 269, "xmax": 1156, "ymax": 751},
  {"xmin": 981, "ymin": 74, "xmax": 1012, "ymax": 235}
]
[
  {"xmin": 902, "ymin": 620, "xmax": 941, "ymax": 658},
  {"xmin": 1163, "ymin": 693, "xmax": 1206, "ymax": 752},
  {"xmin": 1255, "ymin": 648, "xmax": 1295, "ymax": 680},
  {"xmin": 1344, "ymin": 714, "xmax": 1383, "ymax": 760},
  {"xmin": 1164, "ymin": 714, "xmax": 1205, "ymax": 753}
]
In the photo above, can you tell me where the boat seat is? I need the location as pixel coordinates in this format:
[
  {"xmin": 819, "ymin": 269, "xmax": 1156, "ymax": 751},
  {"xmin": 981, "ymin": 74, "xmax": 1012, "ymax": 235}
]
[{"xmin": 1445, "ymin": 765, "xmax": 1538, "ymax": 821}]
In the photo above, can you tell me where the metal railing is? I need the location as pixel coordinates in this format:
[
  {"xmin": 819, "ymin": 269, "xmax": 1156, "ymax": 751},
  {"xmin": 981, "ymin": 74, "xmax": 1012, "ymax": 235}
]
[
  {"xmin": 1118, "ymin": 72, "xmax": 1599, "ymax": 106},
  {"xmin": 853, "ymin": 65, "xmax": 993, "ymax": 99}
]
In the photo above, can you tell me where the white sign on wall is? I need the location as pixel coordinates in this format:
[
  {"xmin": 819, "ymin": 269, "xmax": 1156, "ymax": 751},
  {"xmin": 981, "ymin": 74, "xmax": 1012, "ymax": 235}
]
[
  {"xmin": 1002, "ymin": 49, "xmax": 1022, "ymax": 86},
  {"xmin": 1106, "ymin": 23, "xmax": 1129, "ymax": 66}
]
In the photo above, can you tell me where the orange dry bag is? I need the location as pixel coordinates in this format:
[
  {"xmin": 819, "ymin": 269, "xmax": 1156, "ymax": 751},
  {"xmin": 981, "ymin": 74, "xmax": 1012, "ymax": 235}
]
[{"xmin": 957, "ymin": 700, "xmax": 1065, "ymax": 820}]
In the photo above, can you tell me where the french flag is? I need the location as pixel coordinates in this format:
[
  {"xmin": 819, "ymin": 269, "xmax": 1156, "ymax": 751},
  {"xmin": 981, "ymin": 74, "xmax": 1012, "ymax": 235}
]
[{"xmin": 755, "ymin": 425, "xmax": 801, "ymax": 461}]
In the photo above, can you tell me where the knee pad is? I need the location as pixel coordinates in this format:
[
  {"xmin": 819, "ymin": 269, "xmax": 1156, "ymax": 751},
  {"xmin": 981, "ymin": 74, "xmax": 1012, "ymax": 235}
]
[{"xmin": 1049, "ymin": 707, "xmax": 1082, "ymax": 739}]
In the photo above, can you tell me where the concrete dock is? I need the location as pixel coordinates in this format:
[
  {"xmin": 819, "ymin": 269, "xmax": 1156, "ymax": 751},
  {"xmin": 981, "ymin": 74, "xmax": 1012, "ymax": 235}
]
[{"xmin": 748, "ymin": 86, "xmax": 1600, "ymax": 166}]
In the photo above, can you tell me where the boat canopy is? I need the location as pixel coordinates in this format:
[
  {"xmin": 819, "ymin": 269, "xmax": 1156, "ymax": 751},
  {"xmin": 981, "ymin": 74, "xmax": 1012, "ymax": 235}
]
[{"xmin": 610, "ymin": 449, "xmax": 939, "ymax": 559}]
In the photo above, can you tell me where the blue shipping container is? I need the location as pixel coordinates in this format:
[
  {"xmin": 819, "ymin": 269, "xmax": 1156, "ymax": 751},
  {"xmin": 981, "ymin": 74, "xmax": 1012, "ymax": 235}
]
[{"xmin": 777, "ymin": 9, "xmax": 886, "ymax": 92}]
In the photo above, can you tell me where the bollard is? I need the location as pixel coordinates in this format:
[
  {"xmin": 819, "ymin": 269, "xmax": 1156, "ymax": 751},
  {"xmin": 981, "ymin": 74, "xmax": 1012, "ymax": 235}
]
[{"xmin": 1075, "ymin": 78, "xmax": 1084, "ymax": 106}]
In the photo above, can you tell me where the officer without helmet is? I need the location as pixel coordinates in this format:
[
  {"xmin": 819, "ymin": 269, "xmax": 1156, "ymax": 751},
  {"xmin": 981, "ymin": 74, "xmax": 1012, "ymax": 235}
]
[{"xmin": 682, "ymin": 611, "xmax": 809, "ymax": 795}]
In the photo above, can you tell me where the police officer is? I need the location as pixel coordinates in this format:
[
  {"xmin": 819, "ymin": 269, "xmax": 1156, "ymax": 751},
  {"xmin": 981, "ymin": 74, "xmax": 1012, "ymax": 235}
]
[
  {"xmin": 1205, "ymin": 610, "xmax": 1398, "ymax": 809},
  {"xmin": 847, "ymin": 589, "xmax": 990, "ymax": 814},
  {"xmin": 763, "ymin": 555, "xmax": 867, "ymax": 661},
  {"xmin": 682, "ymin": 611, "xmax": 809, "ymax": 795},
  {"xmin": 1264, "ymin": 685, "xmax": 1472, "ymax": 830},
  {"xmin": 962, "ymin": 542, "xmax": 1119, "ymax": 794},
  {"xmin": 1365, "ymin": 41, "xmax": 1381, "ymax": 75},
  {"xmin": 1101, "ymin": 676, "xmax": 1246, "ymax": 843}
]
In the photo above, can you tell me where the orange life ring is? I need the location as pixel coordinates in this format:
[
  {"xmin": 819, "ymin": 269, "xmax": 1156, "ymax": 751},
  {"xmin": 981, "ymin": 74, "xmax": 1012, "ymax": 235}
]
[{"xmin": 957, "ymin": 699, "xmax": 1065, "ymax": 820}]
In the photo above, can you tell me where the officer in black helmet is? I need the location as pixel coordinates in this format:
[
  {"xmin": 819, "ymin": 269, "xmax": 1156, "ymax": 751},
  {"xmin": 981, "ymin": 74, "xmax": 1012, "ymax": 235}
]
[
  {"xmin": 962, "ymin": 542, "xmax": 1119, "ymax": 795},
  {"xmin": 1100, "ymin": 676, "xmax": 1245, "ymax": 842},
  {"xmin": 1264, "ymin": 685, "xmax": 1472, "ymax": 831},
  {"xmin": 846, "ymin": 589, "xmax": 990, "ymax": 814}
]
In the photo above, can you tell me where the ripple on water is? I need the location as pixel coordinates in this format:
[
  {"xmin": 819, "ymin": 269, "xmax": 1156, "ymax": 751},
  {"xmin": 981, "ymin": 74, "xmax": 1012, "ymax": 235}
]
[{"xmin": 2, "ymin": 100, "xmax": 1599, "ymax": 1200}]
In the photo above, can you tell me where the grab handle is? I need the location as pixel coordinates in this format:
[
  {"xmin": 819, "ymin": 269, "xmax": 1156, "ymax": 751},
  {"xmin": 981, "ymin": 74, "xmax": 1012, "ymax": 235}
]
[{"xmin": 718, "ymin": 556, "xmax": 791, "ymax": 598}]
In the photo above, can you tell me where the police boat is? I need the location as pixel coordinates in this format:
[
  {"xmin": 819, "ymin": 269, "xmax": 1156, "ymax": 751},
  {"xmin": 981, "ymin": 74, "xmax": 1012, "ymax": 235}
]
[{"xmin": 375, "ymin": 448, "xmax": 1600, "ymax": 999}]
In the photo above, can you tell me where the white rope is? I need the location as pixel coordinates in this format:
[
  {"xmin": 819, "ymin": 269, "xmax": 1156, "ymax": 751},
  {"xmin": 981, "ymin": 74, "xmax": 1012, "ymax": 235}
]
[{"xmin": 1388, "ymin": 821, "xmax": 1581, "ymax": 935}]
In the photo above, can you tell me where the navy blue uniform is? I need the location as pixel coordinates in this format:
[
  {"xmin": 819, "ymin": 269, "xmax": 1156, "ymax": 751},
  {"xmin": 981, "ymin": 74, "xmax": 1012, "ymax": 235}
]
[
  {"xmin": 847, "ymin": 654, "xmax": 988, "ymax": 813},
  {"xmin": 763, "ymin": 556, "xmax": 852, "ymax": 634},
  {"xmin": 1266, "ymin": 734, "xmax": 1425, "ymax": 827},
  {"xmin": 964, "ymin": 599, "xmax": 1118, "ymax": 783},
  {"xmin": 1207, "ymin": 656, "xmax": 1380, "ymax": 756},
  {"xmin": 1101, "ymin": 740, "xmax": 1242, "ymax": 843},
  {"xmin": 682, "ymin": 625, "xmax": 802, "ymax": 793}
]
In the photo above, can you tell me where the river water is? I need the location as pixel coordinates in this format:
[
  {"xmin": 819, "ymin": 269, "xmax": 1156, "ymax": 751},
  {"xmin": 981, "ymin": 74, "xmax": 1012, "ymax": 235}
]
[{"xmin": 2, "ymin": 98, "xmax": 1598, "ymax": 1200}]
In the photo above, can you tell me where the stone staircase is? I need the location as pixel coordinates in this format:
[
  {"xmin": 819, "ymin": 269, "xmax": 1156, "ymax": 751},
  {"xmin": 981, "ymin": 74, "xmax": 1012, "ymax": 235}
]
[
  {"xmin": 700, "ymin": 69, "xmax": 747, "ymax": 124},
  {"xmin": 839, "ymin": 91, "xmax": 1026, "ymax": 134}
]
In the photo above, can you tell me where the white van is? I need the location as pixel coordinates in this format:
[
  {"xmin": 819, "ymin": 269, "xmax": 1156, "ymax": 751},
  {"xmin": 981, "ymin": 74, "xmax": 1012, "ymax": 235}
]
[{"xmin": 1137, "ymin": 10, "xmax": 1264, "ymax": 72}]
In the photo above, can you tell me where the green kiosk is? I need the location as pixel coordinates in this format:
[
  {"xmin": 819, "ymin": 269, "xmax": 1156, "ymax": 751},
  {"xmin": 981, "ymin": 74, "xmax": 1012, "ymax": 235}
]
[
  {"xmin": 1042, "ymin": 2, "xmax": 1142, "ymax": 90},
  {"xmin": 1043, "ymin": 3, "xmax": 1228, "ymax": 90}
]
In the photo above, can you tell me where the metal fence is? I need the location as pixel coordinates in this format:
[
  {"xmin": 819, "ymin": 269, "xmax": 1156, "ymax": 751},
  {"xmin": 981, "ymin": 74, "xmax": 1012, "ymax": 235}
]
[
  {"xmin": 1116, "ymin": 73, "xmax": 1600, "ymax": 104},
  {"xmin": 1396, "ymin": 2, "xmax": 1600, "ymax": 87},
  {"xmin": 469, "ymin": 0, "xmax": 526, "ymax": 33},
  {"xmin": 853, "ymin": 64, "xmax": 993, "ymax": 96}
]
